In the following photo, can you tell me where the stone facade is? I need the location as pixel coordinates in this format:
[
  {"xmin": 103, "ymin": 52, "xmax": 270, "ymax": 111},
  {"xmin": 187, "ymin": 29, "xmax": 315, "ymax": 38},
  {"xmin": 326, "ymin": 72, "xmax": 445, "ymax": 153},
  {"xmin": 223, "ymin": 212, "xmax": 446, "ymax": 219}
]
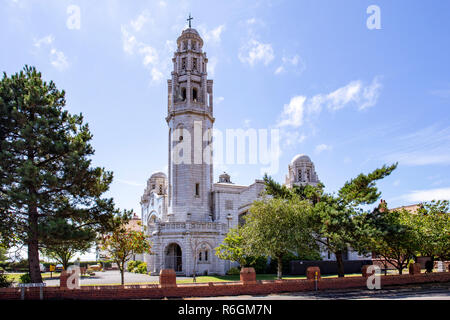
[{"xmin": 140, "ymin": 26, "xmax": 367, "ymax": 276}]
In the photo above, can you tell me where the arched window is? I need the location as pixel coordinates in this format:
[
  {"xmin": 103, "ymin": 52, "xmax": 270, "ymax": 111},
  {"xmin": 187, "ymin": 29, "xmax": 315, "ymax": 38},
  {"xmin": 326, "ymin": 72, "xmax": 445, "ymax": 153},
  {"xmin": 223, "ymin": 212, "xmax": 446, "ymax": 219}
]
[{"xmin": 192, "ymin": 88, "xmax": 198, "ymax": 102}]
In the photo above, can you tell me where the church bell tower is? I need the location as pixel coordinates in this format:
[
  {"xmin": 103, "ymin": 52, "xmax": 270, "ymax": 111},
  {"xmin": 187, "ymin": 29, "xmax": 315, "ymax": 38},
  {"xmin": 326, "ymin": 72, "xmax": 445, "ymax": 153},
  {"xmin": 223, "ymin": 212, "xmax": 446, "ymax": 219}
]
[{"xmin": 166, "ymin": 22, "xmax": 214, "ymax": 222}]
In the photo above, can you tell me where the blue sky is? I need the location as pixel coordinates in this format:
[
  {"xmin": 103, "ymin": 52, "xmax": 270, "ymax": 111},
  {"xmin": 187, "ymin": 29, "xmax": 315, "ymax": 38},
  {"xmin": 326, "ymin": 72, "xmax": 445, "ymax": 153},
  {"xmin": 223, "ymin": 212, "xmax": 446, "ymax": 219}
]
[{"xmin": 2, "ymin": 0, "xmax": 450, "ymax": 222}]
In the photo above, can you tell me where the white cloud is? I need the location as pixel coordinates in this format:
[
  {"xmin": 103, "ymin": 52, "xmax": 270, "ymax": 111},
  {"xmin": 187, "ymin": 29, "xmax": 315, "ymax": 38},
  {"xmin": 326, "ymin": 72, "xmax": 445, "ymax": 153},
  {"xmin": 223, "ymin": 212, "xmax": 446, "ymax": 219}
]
[
  {"xmin": 277, "ymin": 96, "xmax": 306, "ymax": 127},
  {"xmin": 275, "ymin": 54, "xmax": 305, "ymax": 75},
  {"xmin": 130, "ymin": 10, "xmax": 151, "ymax": 32},
  {"xmin": 139, "ymin": 45, "xmax": 159, "ymax": 66},
  {"xmin": 398, "ymin": 187, "xmax": 450, "ymax": 203},
  {"xmin": 239, "ymin": 39, "xmax": 274, "ymax": 67},
  {"xmin": 33, "ymin": 35, "xmax": 68, "ymax": 71},
  {"xmin": 315, "ymin": 144, "xmax": 332, "ymax": 154},
  {"xmin": 121, "ymin": 11, "xmax": 170, "ymax": 85},
  {"xmin": 282, "ymin": 130, "xmax": 306, "ymax": 148},
  {"xmin": 326, "ymin": 77, "xmax": 382, "ymax": 111},
  {"xmin": 151, "ymin": 67, "xmax": 164, "ymax": 82},
  {"xmin": 34, "ymin": 35, "xmax": 54, "ymax": 48},
  {"xmin": 199, "ymin": 24, "xmax": 225, "ymax": 45},
  {"xmin": 121, "ymin": 26, "xmax": 138, "ymax": 54},
  {"xmin": 50, "ymin": 48, "xmax": 69, "ymax": 71},
  {"xmin": 277, "ymin": 77, "xmax": 382, "ymax": 128}
]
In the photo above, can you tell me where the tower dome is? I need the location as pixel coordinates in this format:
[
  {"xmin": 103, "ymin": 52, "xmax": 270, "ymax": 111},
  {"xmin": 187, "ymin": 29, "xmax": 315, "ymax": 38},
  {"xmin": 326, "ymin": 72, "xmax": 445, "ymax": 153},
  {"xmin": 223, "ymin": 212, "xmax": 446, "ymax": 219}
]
[
  {"xmin": 176, "ymin": 28, "xmax": 204, "ymax": 52},
  {"xmin": 291, "ymin": 154, "xmax": 312, "ymax": 164},
  {"xmin": 286, "ymin": 154, "xmax": 320, "ymax": 188}
]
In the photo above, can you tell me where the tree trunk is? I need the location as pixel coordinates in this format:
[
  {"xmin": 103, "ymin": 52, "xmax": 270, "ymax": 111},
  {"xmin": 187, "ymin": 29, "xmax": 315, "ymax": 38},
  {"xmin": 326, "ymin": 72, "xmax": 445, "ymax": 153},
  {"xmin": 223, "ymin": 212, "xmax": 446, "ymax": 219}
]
[
  {"xmin": 28, "ymin": 206, "xmax": 43, "ymax": 283},
  {"xmin": 335, "ymin": 251, "xmax": 345, "ymax": 278},
  {"xmin": 120, "ymin": 261, "xmax": 125, "ymax": 285},
  {"xmin": 277, "ymin": 256, "xmax": 282, "ymax": 280}
]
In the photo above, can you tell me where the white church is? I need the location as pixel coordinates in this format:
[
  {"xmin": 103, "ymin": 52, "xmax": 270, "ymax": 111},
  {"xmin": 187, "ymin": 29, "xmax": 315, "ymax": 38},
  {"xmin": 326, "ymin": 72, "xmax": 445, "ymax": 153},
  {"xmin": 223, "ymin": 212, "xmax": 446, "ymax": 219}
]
[{"xmin": 139, "ymin": 25, "xmax": 366, "ymax": 276}]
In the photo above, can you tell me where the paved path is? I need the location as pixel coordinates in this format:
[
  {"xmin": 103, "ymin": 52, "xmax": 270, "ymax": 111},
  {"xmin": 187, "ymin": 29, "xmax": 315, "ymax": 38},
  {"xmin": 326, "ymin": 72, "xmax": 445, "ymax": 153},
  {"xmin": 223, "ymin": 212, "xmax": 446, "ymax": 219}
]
[
  {"xmin": 188, "ymin": 282, "xmax": 450, "ymax": 300},
  {"xmin": 43, "ymin": 270, "xmax": 192, "ymax": 286}
]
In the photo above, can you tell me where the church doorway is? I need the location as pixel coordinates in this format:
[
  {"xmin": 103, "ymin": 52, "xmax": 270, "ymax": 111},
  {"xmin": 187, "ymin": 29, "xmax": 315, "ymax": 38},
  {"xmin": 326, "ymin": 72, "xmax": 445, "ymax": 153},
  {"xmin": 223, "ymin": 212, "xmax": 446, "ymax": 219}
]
[{"xmin": 165, "ymin": 243, "xmax": 182, "ymax": 272}]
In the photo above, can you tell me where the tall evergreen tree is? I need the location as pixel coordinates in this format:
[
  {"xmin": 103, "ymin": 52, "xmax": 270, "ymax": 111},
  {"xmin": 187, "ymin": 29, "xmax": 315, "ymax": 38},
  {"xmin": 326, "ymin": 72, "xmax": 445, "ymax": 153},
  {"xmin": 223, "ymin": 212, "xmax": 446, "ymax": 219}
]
[{"xmin": 0, "ymin": 66, "xmax": 118, "ymax": 283}]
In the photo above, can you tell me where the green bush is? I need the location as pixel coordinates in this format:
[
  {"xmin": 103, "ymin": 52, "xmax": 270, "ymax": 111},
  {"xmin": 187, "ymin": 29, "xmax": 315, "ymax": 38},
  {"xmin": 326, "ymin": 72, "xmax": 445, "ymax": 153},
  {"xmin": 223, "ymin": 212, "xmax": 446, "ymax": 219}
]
[
  {"xmin": 127, "ymin": 260, "xmax": 139, "ymax": 272},
  {"xmin": 19, "ymin": 273, "xmax": 31, "ymax": 284},
  {"xmin": 135, "ymin": 262, "xmax": 147, "ymax": 274},
  {"xmin": 226, "ymin": 267, "xmax": 240, "ymax": 275},
  {"xmin": 0, "ymin": 273, "xmax": 12, "ymax": 288}
]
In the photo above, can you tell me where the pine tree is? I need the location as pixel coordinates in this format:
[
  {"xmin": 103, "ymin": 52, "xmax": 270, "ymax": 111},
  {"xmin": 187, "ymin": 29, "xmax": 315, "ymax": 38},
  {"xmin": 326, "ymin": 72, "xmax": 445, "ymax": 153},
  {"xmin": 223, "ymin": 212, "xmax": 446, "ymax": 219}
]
[{"xmin": 0, "ymin": 66, "xmax": 118, "ymax": 283}]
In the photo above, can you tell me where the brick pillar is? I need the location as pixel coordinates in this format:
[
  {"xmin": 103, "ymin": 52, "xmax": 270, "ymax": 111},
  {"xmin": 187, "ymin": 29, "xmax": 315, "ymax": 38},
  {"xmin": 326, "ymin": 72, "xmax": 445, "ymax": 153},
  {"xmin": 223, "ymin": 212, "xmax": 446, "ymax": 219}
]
[
  {"xmin": 362, "ymin": 265, "xmax": 373, "ymax": 278},
  {"xmin": 240, "ymin": 267, "xmax": 256, "ymax": 284},
  {"xmin": 306, "ymin": 267, "xmax": 321, "ymax": 280},
  {"xmin": 409, "ymin": 263, "xmax": 421, "ymax": 275},
  {"xmin": 159, "ymin": 269, "xmax": 177, "ymax": 288},
  {"xmin": 59, "ymin": 270, "xmax": 69, "ymax": 288}
]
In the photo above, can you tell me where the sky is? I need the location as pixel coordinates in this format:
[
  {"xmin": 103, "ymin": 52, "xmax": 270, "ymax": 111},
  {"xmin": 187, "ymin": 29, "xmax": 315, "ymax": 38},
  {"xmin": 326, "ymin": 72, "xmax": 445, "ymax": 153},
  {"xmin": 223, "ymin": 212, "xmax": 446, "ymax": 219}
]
[{"xmin": 1, "ymin": 0, "xmax": 450, "ymax": 259}]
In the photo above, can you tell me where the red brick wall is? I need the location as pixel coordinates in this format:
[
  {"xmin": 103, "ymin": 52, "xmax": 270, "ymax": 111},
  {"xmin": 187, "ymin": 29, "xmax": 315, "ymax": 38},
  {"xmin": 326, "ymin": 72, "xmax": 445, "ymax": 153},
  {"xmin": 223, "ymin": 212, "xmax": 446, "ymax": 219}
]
[{"xmin": 1, "ymin": 272, "xmax": 449, "ymax": 300}]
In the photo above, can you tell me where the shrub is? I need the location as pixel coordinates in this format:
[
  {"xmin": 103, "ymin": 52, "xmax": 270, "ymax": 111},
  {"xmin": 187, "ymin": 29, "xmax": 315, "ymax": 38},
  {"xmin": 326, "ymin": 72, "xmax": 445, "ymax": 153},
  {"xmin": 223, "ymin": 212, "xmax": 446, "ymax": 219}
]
[
  {"xmin": 135, "ymin": 262, "xmax": 147, "ymax": 274},
  {"xmin": 226, "ymin": 267, "xmax": 240, "ymax": 275},
  {"xmin": 19, "ymin": 273, "xmax": 31, "ymax": 284},
  {"xmin": 127, "ymin": 260, "xmax": 138, "ymax": 272},
  {"xmin": 0, "ymin": 273, "xmax": 12, "ymax": 288}
]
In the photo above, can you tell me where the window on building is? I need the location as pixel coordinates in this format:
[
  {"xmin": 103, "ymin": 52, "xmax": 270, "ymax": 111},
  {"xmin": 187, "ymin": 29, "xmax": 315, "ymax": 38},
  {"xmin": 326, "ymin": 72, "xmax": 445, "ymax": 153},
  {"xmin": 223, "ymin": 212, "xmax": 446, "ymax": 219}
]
[
  {"xmin": 181, "ymin": 57, "xmax": 186, "ymax": 70},
  {"xmin": 195, "ymin": 183, "xmax": 200, "ymax": 196},
  {"xmin": 298, "ymin": 170, "xmax": 302, "ymax": 181},
  {"xmin": 181, "ymin": 87, "xmax": 186, "ymax": 101},
  {"xmin": 204, "ymin": 250, "xmax": 208, "ymax": 261},
  {"xmin": 192, "ymin": 88, "xmax": 198, "ymax": 102},
  {"xmin": 159, "ymin": 185, "xmax": 163, "ymax": 194},
  {"xmin": 193, "ymin": 58, "xmax": 197, "ymax": 71},
  {"xmin": 198, "ymin": 252, "xmax": 202, "ymax": 261}
]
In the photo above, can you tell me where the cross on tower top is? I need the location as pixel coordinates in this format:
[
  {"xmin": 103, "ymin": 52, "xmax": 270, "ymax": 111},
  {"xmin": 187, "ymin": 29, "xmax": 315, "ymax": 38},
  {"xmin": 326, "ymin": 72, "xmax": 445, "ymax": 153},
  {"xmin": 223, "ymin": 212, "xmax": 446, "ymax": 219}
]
[{"xmin": 187, "ymin": 13, "xmax": 193, "ymax": 28}]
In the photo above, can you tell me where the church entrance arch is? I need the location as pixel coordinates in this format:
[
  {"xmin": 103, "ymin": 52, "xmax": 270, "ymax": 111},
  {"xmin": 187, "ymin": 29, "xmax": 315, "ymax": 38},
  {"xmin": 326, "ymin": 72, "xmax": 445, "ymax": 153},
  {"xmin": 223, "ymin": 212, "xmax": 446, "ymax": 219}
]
[{"xmin": 165, "ymin": 243, "xmax": 182, "ymax": 272}]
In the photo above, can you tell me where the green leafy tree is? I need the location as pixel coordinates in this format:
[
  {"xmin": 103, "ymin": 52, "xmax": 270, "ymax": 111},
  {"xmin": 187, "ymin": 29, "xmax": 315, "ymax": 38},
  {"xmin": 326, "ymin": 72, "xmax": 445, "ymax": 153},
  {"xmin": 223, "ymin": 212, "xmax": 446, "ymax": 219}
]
[
  {"xmin": 415, "ymin": 200, "xmax": 450, "ymax": 264},
  {"xmin": 0, "ymin": 66, "xmax": 119, "ymax": 283},
  {"xmin": 100, "ymin": 212, "xmax": 151, "ymax": 285},
  {"xmin": 366, "ymin": 207, "xmax": 418, "ymax": 274},
  {"xmin": 215, "ymin": 227, "xmax": 253, "ymax": 267},
  {"xmin": 241, "ymin": 197, "xmax": 317, "ymax": 279},
  {"xmin": 263, "ymin": 163, "xmax": 397, "ymax": 278},
  {"xmin": 0, "ymin": 246, "xmax": 8, "ymax": 262}
]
